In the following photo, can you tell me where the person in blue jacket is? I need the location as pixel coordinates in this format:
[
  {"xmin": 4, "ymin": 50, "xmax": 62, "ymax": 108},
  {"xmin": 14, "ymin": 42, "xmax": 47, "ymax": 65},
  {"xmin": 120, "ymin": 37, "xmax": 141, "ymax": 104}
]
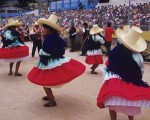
[{"xmin": 28, "ymin": 14, "xmax": 86, "ymax": 107}]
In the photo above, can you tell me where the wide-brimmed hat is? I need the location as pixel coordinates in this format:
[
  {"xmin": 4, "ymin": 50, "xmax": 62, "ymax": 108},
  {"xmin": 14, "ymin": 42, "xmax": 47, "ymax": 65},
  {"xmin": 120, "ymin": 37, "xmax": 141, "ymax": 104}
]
[
  {"xmin": 123, "ymin": 25, "xmax": 130, "ymax": 31},
  {"xmin": 116, "ymin": 25, "xmax": 131, "ymax": 38},
  {"xmin": 90, "ymin": 24, "xmax": 103, "ymax": 35},
  {"xmin": 38, "ymin": 14, "xmax": 62, "ymax": 32},
  {"xmin": 15, "ymin": 20, "xmax": 22, "ymax": 26},
  {"xmin": 117, "ymin": 26, "xmax": 147, "ymax": 52},
  {"xmin": 4, "ymin": 18, "xmax": 21, "ymax": 29},
  {"xmin": 33, "ymin": 21, "xmax": 39, "ymax": 26}
]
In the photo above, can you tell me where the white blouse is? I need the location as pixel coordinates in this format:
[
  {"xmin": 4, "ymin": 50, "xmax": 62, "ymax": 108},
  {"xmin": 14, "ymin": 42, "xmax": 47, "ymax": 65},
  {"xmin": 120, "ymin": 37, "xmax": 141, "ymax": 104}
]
[{"xmin": 132, "ymin": 53, "xmax": 144, "ymax": 74}]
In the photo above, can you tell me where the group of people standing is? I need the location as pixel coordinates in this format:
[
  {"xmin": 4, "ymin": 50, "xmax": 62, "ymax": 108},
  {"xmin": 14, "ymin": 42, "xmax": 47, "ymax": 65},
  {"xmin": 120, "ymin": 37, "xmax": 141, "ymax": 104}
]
[{"xmin": 0, "ymin": 13, "xmax": 150, "ymax": 120}]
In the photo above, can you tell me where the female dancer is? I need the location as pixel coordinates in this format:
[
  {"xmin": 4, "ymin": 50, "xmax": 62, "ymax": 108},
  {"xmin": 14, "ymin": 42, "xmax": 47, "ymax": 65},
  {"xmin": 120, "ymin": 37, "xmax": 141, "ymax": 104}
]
[
  {"xmin": 0, "ymin": 18, "xmax": 29, "ymax": 76},
  {"xmin": 97, "ymin": 26, "xmax": 150, "ymax": 120},
  {"xmin": 28, "ymin": 14, "xmax": 86, "ymax": 107},
  {"xmin": 85, "ymin": 24, "xmax": 105, "ymax": 74}
]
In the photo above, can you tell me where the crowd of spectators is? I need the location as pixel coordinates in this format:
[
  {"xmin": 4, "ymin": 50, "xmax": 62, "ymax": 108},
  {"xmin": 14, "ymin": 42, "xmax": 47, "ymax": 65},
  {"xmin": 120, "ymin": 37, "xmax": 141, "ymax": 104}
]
[
  {"xmin": 0, "ymin": 2, "xmax": 150, "ymax": 61},
  {"xmin": 55, "ymin": 2, "xmax": 150, "ymax": 31},
  {"xmin": 0, "ymin": 2, "xmax": 150, "ymax": 31}
]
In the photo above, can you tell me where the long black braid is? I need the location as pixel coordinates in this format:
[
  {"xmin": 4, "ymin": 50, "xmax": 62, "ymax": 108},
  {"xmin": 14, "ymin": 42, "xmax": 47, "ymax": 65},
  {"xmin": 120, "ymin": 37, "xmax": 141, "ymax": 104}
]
[{"xmin": 106, "ymin": 44, "xmax": 149, "ymax": 88}]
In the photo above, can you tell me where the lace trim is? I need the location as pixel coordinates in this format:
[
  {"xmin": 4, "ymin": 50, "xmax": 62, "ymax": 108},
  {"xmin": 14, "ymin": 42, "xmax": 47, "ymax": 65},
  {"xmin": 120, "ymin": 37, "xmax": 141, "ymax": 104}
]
[
  {"xmin": 36, "ymin": 57, "xmax": 71, "ymax": 70},
  {"xmin": 0, "ymin": 56, "xmax": 29, "ymax": 62},
  {"xmin": 5, "ymin": 43, "xmax": 24, "ymax": 48},
  {"xmin": 86, "ymin": 49, "xmax": 102, "ymax": 56},
  {"xmin": 104, "ymin": 96, "xmax": 150, "ymax": 108}
]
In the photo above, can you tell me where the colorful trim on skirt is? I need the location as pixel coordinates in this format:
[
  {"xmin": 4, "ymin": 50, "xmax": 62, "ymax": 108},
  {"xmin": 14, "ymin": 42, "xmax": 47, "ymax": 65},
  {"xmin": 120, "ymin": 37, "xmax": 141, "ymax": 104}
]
[{"xmin": 28, "ymin": 59, "xmax": 86, "ymax": 86}]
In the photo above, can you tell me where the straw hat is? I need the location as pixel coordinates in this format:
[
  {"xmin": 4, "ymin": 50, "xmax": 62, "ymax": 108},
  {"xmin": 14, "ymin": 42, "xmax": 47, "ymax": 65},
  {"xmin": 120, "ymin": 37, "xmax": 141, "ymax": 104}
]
[
  {"xmin": 4, "ymin": 18, "xmax": 21, "ymax": 29},
  {"xmin": 117, "ymin": 26, "xmax": 147, "ymax": 52},
  {"xmin": 123, "ymin": 25, "xmax": 130, "ymax": 31},
  {"xmin": 38, "ymin": 14, "xmax": 62, "ymax": 32},
  {"xmin": 15, "ymin": 20, "xmax": 22, "ymax": 26},
  {"xmin": 116, "ymin": 25, "xmax": 131, "ymax": 38},
  {"xmin": 90, "ymin": 24, "xmax": 103, "ymax": 35},
  {"xmin": 33, "ymin": 21, "xmax": 39, "ymax": 26}
]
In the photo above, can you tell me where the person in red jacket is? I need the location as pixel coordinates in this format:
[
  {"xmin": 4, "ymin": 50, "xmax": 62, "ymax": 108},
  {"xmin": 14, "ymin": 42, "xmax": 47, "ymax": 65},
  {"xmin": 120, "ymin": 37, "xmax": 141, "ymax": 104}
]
[{"xmin": 104, "ymin": 22, "xmax": 115, "ymax": 55}]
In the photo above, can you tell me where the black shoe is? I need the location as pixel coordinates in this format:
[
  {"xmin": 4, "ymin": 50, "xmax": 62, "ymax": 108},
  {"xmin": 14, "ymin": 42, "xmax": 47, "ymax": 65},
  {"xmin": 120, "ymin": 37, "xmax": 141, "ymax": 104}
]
[
  {"xmin": 42, "ymin": 96, "xmax": 49, "ymax": 101},
  {"xmin": 15, "ymin": 73, "xmax": 22, "ymax": 76},
  {"xmin": 91, "ymin": 72, "xmax": 98, "ymax": 74},
  {"xmin": 44, "ymin": 101, "xmax": 57, "ymax": 107},
  {"xmin": 79, "ymin": 54, "xmax": 85, "ymax": 56}
]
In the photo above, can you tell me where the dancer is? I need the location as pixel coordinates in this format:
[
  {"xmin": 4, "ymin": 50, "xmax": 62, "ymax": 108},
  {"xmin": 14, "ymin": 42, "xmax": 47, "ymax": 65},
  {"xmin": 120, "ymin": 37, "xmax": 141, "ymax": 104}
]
[
  {"xmin": 85, "ymin": 24, "xmax": 105, "ymax": 74},
  {"xmin": 28, "ymin": 14, "xmax": 86, "ymax": 107},
  {"xmin": 97, "ymin": 26, "xmax": 150, "ymax": 120},
  {"xmin": 0, "ymin": 18, "xmax": 29, "ymax": 76},
  {"xmin": 116, "ymin": 25, "xmax": 130, "ymax": 45}
]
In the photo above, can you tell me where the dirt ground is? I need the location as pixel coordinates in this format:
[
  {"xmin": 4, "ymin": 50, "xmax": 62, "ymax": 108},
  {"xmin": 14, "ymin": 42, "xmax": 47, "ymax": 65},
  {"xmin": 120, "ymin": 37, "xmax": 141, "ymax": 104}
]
[{"xmin": 0, "ymin": 42, "xmax": 150, "ymax": 120}]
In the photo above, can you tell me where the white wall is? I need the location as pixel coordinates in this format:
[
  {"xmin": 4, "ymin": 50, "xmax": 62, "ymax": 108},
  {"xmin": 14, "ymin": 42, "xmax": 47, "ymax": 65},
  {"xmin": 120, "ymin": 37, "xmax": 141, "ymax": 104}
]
[{"xmin": 130, "ymin": 0, "xmax": 150, "ymax": 4}]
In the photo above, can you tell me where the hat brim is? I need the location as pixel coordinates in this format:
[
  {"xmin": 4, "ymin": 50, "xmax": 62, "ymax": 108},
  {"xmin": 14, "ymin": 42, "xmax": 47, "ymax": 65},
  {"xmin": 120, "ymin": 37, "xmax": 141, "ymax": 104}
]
[
  {"xmin": 116, "ymin": 28, "xmax": 128, "ymax": 38},
  {"xmin": 117, "ymin": 30, "xmax": 147, "ymax": 52},
  {"xmin": 90, "ymin": 28, "xmax": 103, "ymax": 35},
  {"xmin": 4, "ymin": 22, "xmax": 21, "ymax": 29},
  {"xmin": 38, "ymin": 18, "xmax": 63, "ymax": 32},
  {"xmin": 33, "ymin": 22, "xmax": 39, "ymax": 26},
  {"xmin": 33, "ymin": 23, "xmax": 39, "ymax": 26}
]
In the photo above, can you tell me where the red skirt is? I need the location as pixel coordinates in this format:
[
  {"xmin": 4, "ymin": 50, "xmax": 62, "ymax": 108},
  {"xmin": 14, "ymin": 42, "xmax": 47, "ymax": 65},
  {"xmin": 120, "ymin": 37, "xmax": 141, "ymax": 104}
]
[
  {"xmin": 0, "ymin": 46, "xmax": 29, "ymax": 59},
  {"xmin": 28, "ymin": 59, "xmax": 86, "ymax": 86},
  {"xmin": 85, "ymin": 55, "xmax": 103, "ymax": 64},
  {"xmin": 97, "ymin": 78, "xmax": 150, "ymax": 108}
]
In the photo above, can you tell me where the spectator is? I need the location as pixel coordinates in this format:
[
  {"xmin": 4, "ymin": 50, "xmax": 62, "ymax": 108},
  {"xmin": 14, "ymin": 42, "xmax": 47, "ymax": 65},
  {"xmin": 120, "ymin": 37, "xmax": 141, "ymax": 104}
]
[
  {"xmin": 104, "ymin": 22, "xmax": 115, "ymax": 55},
  {"xmin": 69, "ymin": 23, "xmax": 76, "ymax": 52},
  {"xmin": 31, "ymin": 22, "xmax": 43, "ymax": 57},
  {"xmin": 80, "ymin": 22, "xmax": 89, "ymax": 56}
]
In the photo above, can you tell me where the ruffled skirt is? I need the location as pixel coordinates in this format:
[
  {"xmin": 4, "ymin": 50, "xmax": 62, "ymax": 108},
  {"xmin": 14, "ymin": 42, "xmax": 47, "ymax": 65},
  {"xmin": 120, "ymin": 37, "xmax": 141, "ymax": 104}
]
[
  {"xmin": 28, "ymin": 58, "xmax": 86, "ymax": 87},
  {"xmin": 85, "ymin": 55, "xmax": 103, "ymax": 64},
  {"xmin": 0, "ymin": 45, "xmax": 29, "ymax": 62},
  {"xmin": 97, "ymin": 73, "xmax": 150, "ymax": 116},
  {"xmin": 85, "ymin": 49, "xmax": 103, "ymax": 64}
]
